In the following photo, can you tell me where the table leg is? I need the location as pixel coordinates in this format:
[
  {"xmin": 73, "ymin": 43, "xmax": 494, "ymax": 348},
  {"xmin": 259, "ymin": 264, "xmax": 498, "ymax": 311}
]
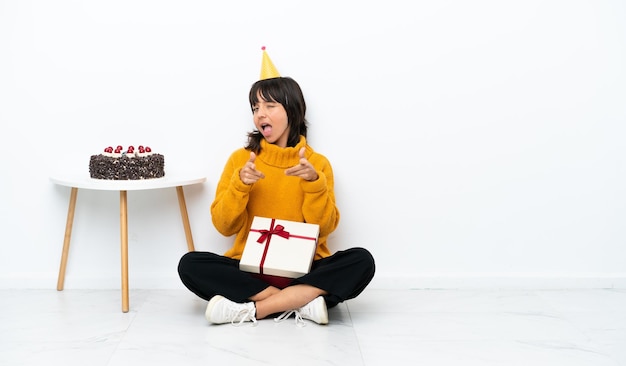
[
  {"xmin": 176, "ymin": 186, "xmax": 196, "ymax": 252},
  {"xmin": 57, "ymin": 187, "xmax": 78, "ymax": 291},
  {"xmin": 120, "ymin": 190, "xmax": 129, "ymax": 313}
]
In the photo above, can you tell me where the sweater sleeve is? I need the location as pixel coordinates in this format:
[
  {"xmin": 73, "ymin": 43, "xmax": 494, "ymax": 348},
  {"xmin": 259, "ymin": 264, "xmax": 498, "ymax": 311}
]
[
  {"xmin": 210, "ymin": 150, "xmax": 251, "ymax": 237},
  {"xmin": 301, "ymin": 153, "xmax": 340, "ymax": 240}
]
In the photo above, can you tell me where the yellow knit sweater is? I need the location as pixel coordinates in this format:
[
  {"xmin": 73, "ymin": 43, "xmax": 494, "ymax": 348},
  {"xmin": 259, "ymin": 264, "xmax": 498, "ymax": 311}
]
[{"xmin": 211, "ymin": 136, "xmax": 339, "ymax": 260}]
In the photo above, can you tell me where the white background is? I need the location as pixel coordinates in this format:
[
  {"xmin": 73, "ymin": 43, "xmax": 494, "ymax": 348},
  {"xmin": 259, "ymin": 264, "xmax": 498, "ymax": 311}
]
[{"xmin": 1, "ymin": 0, "xmax": 624, "ymax": 290}]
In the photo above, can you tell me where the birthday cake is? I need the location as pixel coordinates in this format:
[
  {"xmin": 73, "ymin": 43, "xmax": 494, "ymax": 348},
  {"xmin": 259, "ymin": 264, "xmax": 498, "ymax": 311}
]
[{"xmin": 89, "ymin": 145, "xmax": 165, "ymax": 180}]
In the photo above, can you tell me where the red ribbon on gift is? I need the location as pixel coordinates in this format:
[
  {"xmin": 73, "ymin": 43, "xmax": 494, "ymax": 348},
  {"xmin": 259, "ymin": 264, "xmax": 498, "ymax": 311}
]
[
  {"xmin": 253, "ymin": 218, "xmax": 290, "ymax": 274},
  {"xmin": 256, "ymin": 223, "xmax": 290, "ymax": 244}
]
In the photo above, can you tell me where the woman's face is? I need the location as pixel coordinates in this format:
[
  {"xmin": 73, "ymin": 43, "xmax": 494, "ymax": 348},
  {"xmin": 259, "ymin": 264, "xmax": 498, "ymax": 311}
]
[{"xmin": 252, "ymin": 92, "xmax": 290, "ymax": 147}]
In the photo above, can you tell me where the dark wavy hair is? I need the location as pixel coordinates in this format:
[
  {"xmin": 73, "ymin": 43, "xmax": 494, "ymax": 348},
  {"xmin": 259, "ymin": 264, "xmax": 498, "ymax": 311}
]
[{"xmin": 245, "ymin": 77, "xmax": 308, "ymax": 153}]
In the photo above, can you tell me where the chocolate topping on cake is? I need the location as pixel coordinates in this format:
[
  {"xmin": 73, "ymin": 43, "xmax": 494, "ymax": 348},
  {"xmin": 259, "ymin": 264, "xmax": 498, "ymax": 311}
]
[{"xmin": 89, "ymin": 153, "xmax": 165, "ymax": 180}]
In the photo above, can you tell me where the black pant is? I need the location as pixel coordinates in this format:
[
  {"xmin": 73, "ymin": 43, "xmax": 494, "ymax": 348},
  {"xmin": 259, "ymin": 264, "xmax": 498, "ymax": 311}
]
[{"xmin": 178, "ymin": 247, "xmax": 376, "ymax": 308}]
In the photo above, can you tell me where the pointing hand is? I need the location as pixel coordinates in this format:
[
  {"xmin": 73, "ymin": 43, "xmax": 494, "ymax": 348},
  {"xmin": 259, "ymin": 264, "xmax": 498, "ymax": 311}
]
[
  {"xmin": 285, "ymin": 147, "xmax": 319, "ymax": 181},
  {"xmin": 240, "ymin": 151, "xmax": 265, "ymax": 185}
]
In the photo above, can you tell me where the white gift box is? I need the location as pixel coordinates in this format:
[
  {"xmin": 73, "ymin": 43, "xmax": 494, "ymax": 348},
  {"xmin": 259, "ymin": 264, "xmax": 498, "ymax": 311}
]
[{"xmin": 240, "ymin": 216, "xmax": 319, "ymax": 278}]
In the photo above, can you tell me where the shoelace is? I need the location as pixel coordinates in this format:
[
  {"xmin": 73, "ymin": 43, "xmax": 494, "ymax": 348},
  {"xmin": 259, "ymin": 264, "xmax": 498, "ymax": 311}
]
[
  {"xmin": 231, "ymin": 307, "xmax": 258, "ymax": 327},
  {"xmin": 274, "ymin": 310, "xmax": 306, "ymax": 327}
]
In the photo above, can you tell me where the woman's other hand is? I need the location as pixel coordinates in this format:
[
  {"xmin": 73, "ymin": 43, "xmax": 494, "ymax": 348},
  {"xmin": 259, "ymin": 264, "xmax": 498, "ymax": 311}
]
[{"xmin": 285, "ymin": 147, "xmax": 319, "ymax": 181}]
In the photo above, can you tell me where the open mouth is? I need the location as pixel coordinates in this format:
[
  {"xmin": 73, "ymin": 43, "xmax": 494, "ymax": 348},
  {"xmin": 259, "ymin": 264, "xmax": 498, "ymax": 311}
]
[{"xmin": 260, "ymin": 123, "xmax": 272, "ymax": 135}]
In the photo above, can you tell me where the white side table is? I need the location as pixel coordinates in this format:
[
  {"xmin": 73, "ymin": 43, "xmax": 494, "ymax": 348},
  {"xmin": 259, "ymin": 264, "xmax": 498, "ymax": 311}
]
[{"xmin": 50, "ymin": 171, "xmax": 206, "ymax": 312}]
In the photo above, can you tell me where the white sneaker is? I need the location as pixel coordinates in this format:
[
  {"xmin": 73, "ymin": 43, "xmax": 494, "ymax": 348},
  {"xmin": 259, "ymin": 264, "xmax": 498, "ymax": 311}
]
[
  {"xmin": 205, "ymin": 295, "xmax": 257, "ymax": 326},
  {"xmin": 274, "ymin": 296, "xmax": 328, "ymax": 326},
  {"xmin": 299, "ymin": 296, "xmax": 328, "ymax": 325}
]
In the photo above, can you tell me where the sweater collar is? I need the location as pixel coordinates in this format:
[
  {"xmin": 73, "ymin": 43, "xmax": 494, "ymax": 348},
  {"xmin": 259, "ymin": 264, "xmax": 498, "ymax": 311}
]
[{"xmin": 258, "ymin": 136, "xmax": 308, "ymax": 168}]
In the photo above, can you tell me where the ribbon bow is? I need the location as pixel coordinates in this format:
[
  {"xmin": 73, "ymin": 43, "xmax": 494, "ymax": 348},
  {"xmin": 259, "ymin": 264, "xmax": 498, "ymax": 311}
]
[{"xmin": 257, "ymin": 224, "xmax": 290, "ymax": 244}]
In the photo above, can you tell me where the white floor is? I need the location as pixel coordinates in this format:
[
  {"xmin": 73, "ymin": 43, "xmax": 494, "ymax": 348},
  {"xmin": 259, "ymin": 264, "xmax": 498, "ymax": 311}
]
[{"xmin": 2, "ymin": 288, "xmax": 626, "ymax": 366}]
